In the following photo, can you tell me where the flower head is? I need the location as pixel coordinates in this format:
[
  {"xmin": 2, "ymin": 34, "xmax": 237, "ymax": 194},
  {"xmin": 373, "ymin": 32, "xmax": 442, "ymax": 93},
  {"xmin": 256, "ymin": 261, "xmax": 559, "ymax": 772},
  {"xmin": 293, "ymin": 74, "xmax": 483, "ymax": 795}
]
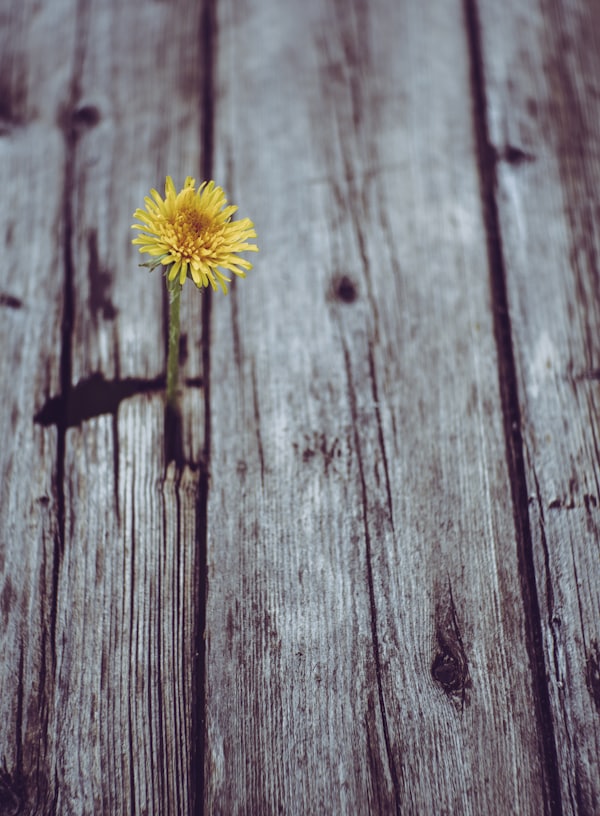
[{"xmin": 131, "ymin": 176, "xmax": 258, "ymax": 293}]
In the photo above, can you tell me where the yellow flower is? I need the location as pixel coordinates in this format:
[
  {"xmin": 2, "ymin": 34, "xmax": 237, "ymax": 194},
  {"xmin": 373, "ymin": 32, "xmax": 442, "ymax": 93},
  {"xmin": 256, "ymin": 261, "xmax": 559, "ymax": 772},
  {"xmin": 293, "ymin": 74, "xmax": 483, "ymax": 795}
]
[{"xmin": 131, "ymin": 176, "xmax": 258, "ymax": 293}]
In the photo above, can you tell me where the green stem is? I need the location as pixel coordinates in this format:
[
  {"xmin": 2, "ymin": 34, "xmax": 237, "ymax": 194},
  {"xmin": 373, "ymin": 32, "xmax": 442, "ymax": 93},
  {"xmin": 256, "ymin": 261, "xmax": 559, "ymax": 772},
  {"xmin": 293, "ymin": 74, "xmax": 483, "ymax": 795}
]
[{"xmin": 166, "ymin": 279, "xmax": 182, "ymax": 409}]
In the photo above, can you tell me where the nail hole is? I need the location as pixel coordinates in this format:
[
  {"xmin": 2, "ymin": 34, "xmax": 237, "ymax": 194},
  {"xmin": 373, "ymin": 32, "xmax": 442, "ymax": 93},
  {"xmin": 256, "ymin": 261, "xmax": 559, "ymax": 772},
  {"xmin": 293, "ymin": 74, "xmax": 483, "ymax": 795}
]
[
  {"xmin": 502, "ymin": 144, "xmax": 535, "ymax": 165},
  {"xmin": 332, "ymin": 275, "xmax": 358, "ymax": 303},
  {"xmin": 0, "ymin": 293, "xmax": 23, "ymax": 309},
  {"xmin": 72, "ymin": 105, "xmax": 101, "ymax": 128}
]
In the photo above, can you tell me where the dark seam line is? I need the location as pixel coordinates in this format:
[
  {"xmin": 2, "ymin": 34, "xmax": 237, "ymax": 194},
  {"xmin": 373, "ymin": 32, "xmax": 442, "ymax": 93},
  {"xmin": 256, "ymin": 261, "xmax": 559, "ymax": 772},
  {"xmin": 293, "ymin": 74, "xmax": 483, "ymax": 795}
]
[
  {"xmin": 15, "ymin": 651, "xmax": 24, "ymax": 778},
  {"xmin": 367, "ymin": 346, "xmax": 394, "ymax": 532},
  {"xmin": 342, "ymin": 341, "xmax": 402, "ymax": 816},
  {"xmin": 146, "ymin": 642, "xmax": 157, "ymax": 809},
  {"xmin": 54, "ymin": 122, "xmax": 75, "ymax": 670},
  {"xmin": 251, "ymin": 359, "xmax": 265, "ymax": 488},
  {"xmin": 193, "ymin": 1, "xmax": 216, "ymax": 814},
  {"xmin": 38, "ymin": 545, "xmax": 50, "ymax": 781},
  {"xmin": 52, "ymin": 6, "xmax": 85, "ymax": 680},
  {"xmin": 112, "ymin": 409, "xmax": 121, "ymax": 524},
  {"xmin": 177, "ymin": 521, "xmax": 188, "ymax": 816},
  {"xmin": 161, "ymin": 269, "xmax": 171, "ymax": 457},
  {"xmin": 156, "ymin": 505, "xmax": 167, "ymax": 810},
  {"xmin": 112, "ymin": 334, "xmax": 122, "ymax": 522},
  {"xmin": 48, "ymin": 5, "xmax": 90, "ymax": 750},
  {"xmin": 530, "ymin": 464, "xmax": 560, "ymax": 682},
  {"xmin": 532, "ymin": 460, "xmax": 577, "ymax": 810},
  {"xmin": 194, "ymin": 442, "xmax": 210, "ymax": 816},
  {"xmin": 129, "ymin": 477, "xmax": 138, "ymax": 816},
  {"xmin": 462, "ymin": 1, "xmax": 563, "ymax": 813}
]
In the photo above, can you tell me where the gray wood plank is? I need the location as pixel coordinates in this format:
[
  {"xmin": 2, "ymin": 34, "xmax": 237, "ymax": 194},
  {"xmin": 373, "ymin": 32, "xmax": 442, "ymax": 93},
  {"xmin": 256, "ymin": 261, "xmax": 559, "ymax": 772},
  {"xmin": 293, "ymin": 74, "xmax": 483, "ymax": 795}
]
[
  {"xmin": 57, "ymin": 400, "xmax": 200, "ymax": 814},
  {"xmin": 204, "ymin": 0, "xmax": 551, "ymax": 812},
  {"xmin": 1, "ymin": 0, "xmax": 208, "ymax": 812},
  {"xmin": 55, "ymin": 0, "xmax": 208, "ymax": 811},
  {"xmin": 477, "ymin": 0, "xmax": 600, "ymax": 812},
  {"xmin": 0, "ymin": 2, "xmax": 77, "ymax": 811}
]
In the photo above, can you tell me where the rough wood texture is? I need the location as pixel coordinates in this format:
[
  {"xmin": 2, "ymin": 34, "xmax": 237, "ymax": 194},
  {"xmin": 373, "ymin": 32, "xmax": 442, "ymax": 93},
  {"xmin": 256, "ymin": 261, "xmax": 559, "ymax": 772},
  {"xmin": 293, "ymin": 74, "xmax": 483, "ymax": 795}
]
[
  {"xmin": 1, "ymin": 0, "xmax": 599, "ymax": 813},
  {"xmin": 477, "ymin": 0, "xmax": 600, "ymax": 812},
  {"xmin": 0, "ymin": 2, "xmax": 76, "ymax": 811},
  {"xmin": 1, "ymin": 0, "xmax": 207, "ymax": 812},
  {"xmin": 204, "ymin": 0, "xmax": 558, "ymax": 812}
]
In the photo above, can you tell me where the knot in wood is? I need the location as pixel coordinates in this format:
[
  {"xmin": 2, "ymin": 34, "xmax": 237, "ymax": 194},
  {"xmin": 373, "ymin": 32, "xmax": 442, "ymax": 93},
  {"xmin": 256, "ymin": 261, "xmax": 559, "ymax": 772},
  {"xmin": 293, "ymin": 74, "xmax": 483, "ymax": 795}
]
[
  {"xmin": 431, "ymin": 651, "xmax": 464, "ymax": 693},
  {"xmin": 332, "ymin": 275, "xmax": 358, "ymax": 303},
  {"xmin": 72, "ymin": 104, "xmax": 101, "ymax": 128},
  {"xmin": 0, "ymin": 765, "xmax": 26, "ymax": 815},
  {"xmin": 431, "ymin": 630, "xmax": 470, "ymax": 699}
]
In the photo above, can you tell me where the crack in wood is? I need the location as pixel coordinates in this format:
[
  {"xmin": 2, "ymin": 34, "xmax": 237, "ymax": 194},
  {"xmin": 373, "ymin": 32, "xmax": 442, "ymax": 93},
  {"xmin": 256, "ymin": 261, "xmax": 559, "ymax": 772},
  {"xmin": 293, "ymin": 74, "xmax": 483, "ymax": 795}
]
[
  {"xmin": 530, "ymin": 465, "xmax": 563, "ymax": 687},
  {"xmin": 250, "ymin": 359, "xmax": 265, "ymax": 488},
  {"xmin": 367, "ymin": 346, "xmax": 394, "ymax": 534},
  {"xmin": 585, "ymin": 640, "xmax": 600, "ymax": 714},
  {"xmin": 111, "ymin": 409, "xmax": 121, "ymax": 525},
  {"xmin": 192, "ymin": 1, "xmax": 217, "ymax": 811},
  {"xmin": 164, "ymin": 401, "xmax": 185, "ymax": 469},
  {"xmin": 127, "ymin": 470, "xmax": 138, "ymax": 816},
  {"xmin": 463, "ymin": 0, "xmax": 564, "ymax": 812},
  {"xmin": 341, "ymin": 339, "xmax": 402, "ymax": 816},
  {"xmin": 87, "ymin": 229, "xmax": 117, "ymax": 322}
]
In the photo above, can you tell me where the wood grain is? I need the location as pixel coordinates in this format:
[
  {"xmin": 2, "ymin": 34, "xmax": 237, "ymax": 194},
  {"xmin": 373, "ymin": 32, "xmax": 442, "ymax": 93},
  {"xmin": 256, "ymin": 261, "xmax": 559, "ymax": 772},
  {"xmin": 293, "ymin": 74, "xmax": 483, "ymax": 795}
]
[
  {"xmin": 204, "ymin": 0, "xmax": 553, "ymax": 812},
  {"xmin": 54, "ymin": 0, "xmax": 210, "ymax": 808},
  {"xmin": 1, "ymin": 0, "xmax": 208, "ymax": 812},
  {"xmin": 2, "ymin": 0, "xmax": 599, "ymax": 812},
  {"xmin": 477, "ymin": 0, "xmax": 600, "ymax": 812},
  {"xmin": 0, "ymin": 2, "xmax": 76, "ymax": 811}
]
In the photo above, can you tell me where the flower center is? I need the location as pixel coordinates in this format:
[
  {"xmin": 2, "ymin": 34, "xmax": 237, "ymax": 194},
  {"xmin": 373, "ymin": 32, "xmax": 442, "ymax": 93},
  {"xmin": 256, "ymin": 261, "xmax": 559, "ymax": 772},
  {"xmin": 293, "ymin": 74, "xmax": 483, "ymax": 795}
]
[
  {"xmin": 165, "ymin": 207, "xmax": 217, "ymax": 260},
  {"xmin": 180, "ymin": 209, "xmax": 210, "ymax": 236}
]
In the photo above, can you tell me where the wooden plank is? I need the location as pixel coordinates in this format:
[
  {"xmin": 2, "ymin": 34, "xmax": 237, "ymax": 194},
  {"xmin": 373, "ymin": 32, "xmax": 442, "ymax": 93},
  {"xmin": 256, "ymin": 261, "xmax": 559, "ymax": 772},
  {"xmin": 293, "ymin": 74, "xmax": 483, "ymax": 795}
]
[
  {"xmin": 0, "ymin": 2, "xmax": 77, "ymax": 811},
  {"xmin": 58, "ymin": 400, "xmax": 199, "ymax": 813},
  {"xmin": 53, "ymin": 0, "xmax": 208, "ymax": 811},
  {"xmin": 476, "ymin": 0, "xmax": 600, "ymax": 812},
  {"xmin": 205, "ymin": 0, "xmax": 552, "ymax": 812},
  {"xmin": 1, "ymin": 0, "xmax": 208, "ymax": 811}
]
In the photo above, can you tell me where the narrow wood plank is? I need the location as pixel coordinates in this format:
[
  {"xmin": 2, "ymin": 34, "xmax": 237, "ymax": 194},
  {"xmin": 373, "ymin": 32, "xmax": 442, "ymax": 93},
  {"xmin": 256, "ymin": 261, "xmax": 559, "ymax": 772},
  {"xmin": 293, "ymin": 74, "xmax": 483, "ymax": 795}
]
[
  {"xmin": 205, "ymin": 0, "xmax": 551, "ymax": 812},
  {"xmin": 2, "ymin": 0, "xmax": 208, "ymax": 811},
  {"xmin": 477, "ymin": 0, "xmax": 600, "ymax": 812},
  {"xmin": 53, "ymin": 0, "xmax": 208, "ymax": 811},
  {"xmin": 0, "ymin": 2, "xmax": 77, "ymax": 811},
  {"xmin": 57, "ymin": 399, "xmax": 200, "ymax": 813}
]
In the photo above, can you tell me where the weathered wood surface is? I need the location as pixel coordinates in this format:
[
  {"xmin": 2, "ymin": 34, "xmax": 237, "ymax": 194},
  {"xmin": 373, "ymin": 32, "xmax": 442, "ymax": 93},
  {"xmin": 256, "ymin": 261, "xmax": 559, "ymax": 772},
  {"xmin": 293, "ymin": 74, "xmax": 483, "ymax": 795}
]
[
  {"xmin": 477, "ymin": 1, "xmax": 600, "ymax": 812},
  {"xmin": 206, "ymin": 0, "xmax": 550, "ymax": 813},
  {"xmin": 0, "ymin": 0, "xmax": 599, "ymax": 813},
  {"xmin": 1, "ymin": 0, "xmax": 205, "ymax": 812}
]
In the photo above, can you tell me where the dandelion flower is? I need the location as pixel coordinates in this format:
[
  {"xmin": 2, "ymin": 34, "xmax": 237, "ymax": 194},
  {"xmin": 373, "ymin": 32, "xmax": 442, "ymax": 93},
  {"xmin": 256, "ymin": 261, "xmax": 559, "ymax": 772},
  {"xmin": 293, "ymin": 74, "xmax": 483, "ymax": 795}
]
[{"xmin": 131, "ymin": 176, "xmax": 258, "ymax": 293}]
